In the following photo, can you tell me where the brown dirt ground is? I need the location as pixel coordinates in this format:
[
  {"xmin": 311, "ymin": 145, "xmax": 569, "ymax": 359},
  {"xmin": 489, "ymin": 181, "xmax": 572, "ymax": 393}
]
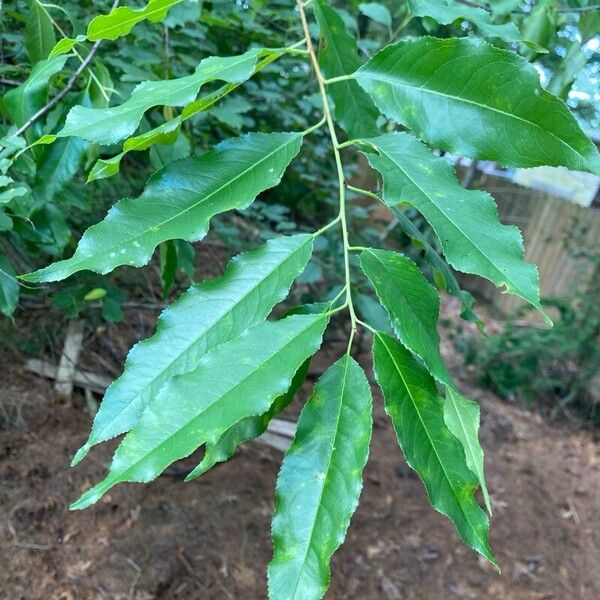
[{"xmin": 1, "ymin": 299, "xmax": 600, "ymax": 600}]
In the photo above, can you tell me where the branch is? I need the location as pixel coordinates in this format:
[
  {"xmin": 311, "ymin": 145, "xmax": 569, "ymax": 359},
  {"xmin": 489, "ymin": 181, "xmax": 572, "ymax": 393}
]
[
  {"xmin": 11, "ymin": 39, "xmax": 104, "ymax": 140},
  {"xmin": 10, "ymin": 0, "xmax": 120, "ymax": 140}
]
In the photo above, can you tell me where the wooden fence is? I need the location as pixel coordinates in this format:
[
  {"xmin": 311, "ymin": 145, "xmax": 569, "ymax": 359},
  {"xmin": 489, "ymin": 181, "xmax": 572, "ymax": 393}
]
[{"xmin": 461, "ymin": 173, "xmax": 600, "ymax": 315}]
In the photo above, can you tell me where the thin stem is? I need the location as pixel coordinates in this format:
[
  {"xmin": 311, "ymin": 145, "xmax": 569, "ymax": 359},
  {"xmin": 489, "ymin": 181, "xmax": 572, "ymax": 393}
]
[
  {"xmin": 297, "ymin": 0, "xmax": 358, "ymax": 343},
  {"xmin": 312, "ymin": 214, "xmax": 341, "ymax": 237},
  {"xmin": 322, "ymin": 74, "xmax": 355, "ymax": 85},
  {"xmin": 347, "ymin": 185, "xmax": 381, "ymax": 203},
  {"xmin": 10, "ymin": 39, "xmax": 105, "ymax": 140},
  {"xmin": 36, "ymin": 0, "xmax": 113, "ymax": 102}
]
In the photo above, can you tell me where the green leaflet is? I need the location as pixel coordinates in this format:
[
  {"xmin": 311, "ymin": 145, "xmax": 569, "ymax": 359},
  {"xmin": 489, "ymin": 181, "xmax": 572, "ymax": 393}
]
[
  {"xmin": 186, "ymin": 359, "xmax": 311, "ymax": 481},
  {"xmin": 444, "ymin": 388, "xmax": 491, "ymax": 514},
  {"xmin": 360, "ymin": 248, "xmax": 491, "ymax": 506},
  {"xmin": 372, "ymin": 333, "xmax": 496, "ymax": 565},
  {"xmin": 4, "ymin": 56, "xmax": 68, "ymax": 129},
  {"xmin": 24, "ymin": 131, "xmax": 304, "ymax": 282},
  {"xmin": 407, "ymin": 0, "xmax": 521, "ymax": 42},
  {"xmin": 71, "ymin": 234, "xmax": 314, "ymax": 465},
  {"xmin": 268, "ymin": 356, "xmax": 372, "ymax": 600},
  {"xmin": 25, "ymin": 0, "xmax": 56, "ymax": 63},
  {"xmin": 87, "ymin": 0, "xmax": 183, "ymax": 41},
  {"xmin": 71, "ymin": 313, "xmax": 329, "ymax": 510},
  {"xmin": 389, "ymin": 206, "xmax": 479, "ymax": 325},
  {"xmin": 313, "ymin": 0, "xmax": 380, "ymax": 139},
  {"xmin": 33, "ymin": 136, "xmax": 87, "ymax": 204},
  {"xmin": 57, "ymin": 48, "xmax": 270, "ymax": 145},
  {"xmin": 0, "ymin": 252, "xmax": 19, "ymax": 318},
  {"xmin": 360, "ymin": 247, "xmax": 451, "ymax": 385},
  {"xmin": 362, "ymin": 133, "xmax": 546, "ymax": 320},
  {"xmin": 354, "ymin": 37, "xmax": 600, "ymax": 175}
]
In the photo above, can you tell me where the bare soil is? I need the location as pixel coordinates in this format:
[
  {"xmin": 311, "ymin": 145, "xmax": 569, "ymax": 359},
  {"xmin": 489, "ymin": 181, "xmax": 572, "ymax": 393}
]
[{"xmin": 1, "ymin": 301, "xmax": 600, "ymax": 599}]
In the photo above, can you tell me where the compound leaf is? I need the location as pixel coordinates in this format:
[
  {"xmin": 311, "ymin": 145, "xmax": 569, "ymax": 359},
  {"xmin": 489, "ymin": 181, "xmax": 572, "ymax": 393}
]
[
  {"xmin": 24, "ymin": 131, "xmax": 304, "ymax": 282},
  {"xmin": 268, "ymin": 356, "xmax": 372, "ymax": 600},
  {"xmin": 407, "ymin": 0, "xmax": 521, "ymax": 42},
  {"xmin": 372, "ymin": 332, "xmax": 495, "ymax": 565},
  {"xmin": 314, "ymin": 0, "xmax": 380, "ymax": 139},
  {"xmin": 362, "ymin": 132, "xmax": 546, "ymax": 319},
  {"xmin": 71, "ymin": 313, "xmax": 329, "ymax": 510},
  {"xmin": 355, "ymin": 37, "xmax": 600, "ymax": 174},
  {"xmin": 57, "ymin": 48, "xmax": 270, "ymax": 145},
  {"xmin": 72, "ymin": 234, "xmax": 314, "ymax": 465}
]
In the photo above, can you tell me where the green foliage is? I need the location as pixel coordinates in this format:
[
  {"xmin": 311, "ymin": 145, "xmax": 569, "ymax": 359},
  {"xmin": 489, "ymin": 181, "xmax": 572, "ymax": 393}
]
[
  {"xmin": 24, "ymin": 131, "xmax": 305, "ymax": 281},
  {"xmin": 361, "ymin": 132, "xmax": 545, "ymax": 318},
  {"xmin": 2, "ymin": 1, "xmax": 600, "ymax": 597},
  {"xmin": 269, "ymin": 356, "xmax": 372, "ymax": 599},
  {"xmin": 355, "ymin": 37, "xmax": 600, "ymax": 174},
  {"xmin": 372, "ymin": 333, "xmax": 495, "ymax": 564}
]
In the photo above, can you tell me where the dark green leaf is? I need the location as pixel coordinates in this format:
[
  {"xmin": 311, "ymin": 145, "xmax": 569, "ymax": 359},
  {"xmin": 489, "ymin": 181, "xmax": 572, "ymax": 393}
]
[
  {"xmin": 314, "ymin": 0, "xmax": 380, "ymax": 139},
  {"xmin": 372, "ymin": 332, "xmax": 495, "ymax": 565},
  {"xmin": 25, "ymin": 0, "xmax": 56, "ymax": 63}
]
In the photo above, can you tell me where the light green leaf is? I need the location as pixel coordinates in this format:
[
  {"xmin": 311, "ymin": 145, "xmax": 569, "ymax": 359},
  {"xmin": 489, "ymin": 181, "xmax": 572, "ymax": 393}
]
[
  {"xmin": 24, "ymin": 131, "xmax": 304, "ymax": 282},
  {"xmin": 186, "ymin": 358, "xmax": 311, "ymax": 481},
  {"xmin": 48, "ymin": 36, "xmax": 86, "ymax": 59},
  {"xmin": 444, "ymin": 387, "xmax": 491, "ymax": 514},
  {"xmin": 70, "ymin": 313, "xmax": 329, "ymax": 509},
  {"xmin": 57, "ymin": 48, "xmax": 270, "ymax": 145},
  {"xmin": 87, "ymin": 0, "xmax": 183, "ymax": 41},
  {"xmin": 4, "ymin": 56, "xmax": 68, "ymax": 128},
  {"xmin": 362, "ymin": 133, "xmax": 546, "ymax": 319},
  {"xmin": 360, "ymin": 247, "xmax": 451, "ymax": 384},
  {"xmin": 25, "ymin": 0, "xmax": 56, "ymax": 63},
  {"xmin": 372, "ymin": 332, "xmax": 496, "ymax": 565},
  {"xmin": 408, "ymin": 0, "xmax": 521, "ymax": 42},
  {"xmin": 358, "ymin": 3, "xmax": 392, "ymax": 29},
  {"xmin": 314, "ymin": 0, "xmax": 380, "ymax": 139},
  {"xmin": 72, "ymin": 234, "xmax": 314, "ymax": 465},
  {"xmin": 87, "ymin": 154, "xmax": 123, "ymax": 182},
  {"xmin": 268, "ymin": 356, "xmax": 372, "ymax": 600},
  {"xmin": 0, "ymin": 252, "xmax": 19, "ymax": 318},
  {"xmin": 355, "ymin": 37, "xmax": 600, "ymax": 174}
]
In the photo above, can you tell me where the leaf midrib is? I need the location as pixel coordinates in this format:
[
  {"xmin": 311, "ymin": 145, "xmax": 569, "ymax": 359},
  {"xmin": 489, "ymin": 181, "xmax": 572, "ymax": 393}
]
[
  {"xmin": 376, "ymin": 333, "xmax": 489, "ymax": 552},
  {"xmin": 287, "ymin": 357, "xmax": 350, "ymax": 599}
]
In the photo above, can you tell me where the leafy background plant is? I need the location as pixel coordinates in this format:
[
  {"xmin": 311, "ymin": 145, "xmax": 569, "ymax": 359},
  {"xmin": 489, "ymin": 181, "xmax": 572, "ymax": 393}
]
[{"xmin": 1, "ymin": 1, "xmax": 599, "ymax": 599}]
